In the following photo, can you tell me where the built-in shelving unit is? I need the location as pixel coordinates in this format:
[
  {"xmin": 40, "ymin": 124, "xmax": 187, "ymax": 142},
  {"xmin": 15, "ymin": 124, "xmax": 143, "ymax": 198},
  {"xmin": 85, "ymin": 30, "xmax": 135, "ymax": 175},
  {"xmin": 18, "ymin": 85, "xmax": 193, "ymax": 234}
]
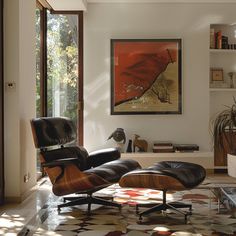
[
  {"xmin": 210, "ymin": 24, "xmax": 236, "ymax": 169},
  {"xmin": 210, "ymin": 88, "xmax": 236, "ymax": 92},
  {"xmin": 121, "ymin": 152, "xmax": 214, "ymax": 169}
]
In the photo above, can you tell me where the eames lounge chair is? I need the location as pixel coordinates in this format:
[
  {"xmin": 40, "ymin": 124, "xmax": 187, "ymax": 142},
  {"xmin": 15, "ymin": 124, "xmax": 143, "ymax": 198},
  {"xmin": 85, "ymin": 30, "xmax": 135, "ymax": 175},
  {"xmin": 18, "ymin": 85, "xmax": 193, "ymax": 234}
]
[{"xmin": 30, "ymin": 117, "xmax": 141, "ymax": 213}]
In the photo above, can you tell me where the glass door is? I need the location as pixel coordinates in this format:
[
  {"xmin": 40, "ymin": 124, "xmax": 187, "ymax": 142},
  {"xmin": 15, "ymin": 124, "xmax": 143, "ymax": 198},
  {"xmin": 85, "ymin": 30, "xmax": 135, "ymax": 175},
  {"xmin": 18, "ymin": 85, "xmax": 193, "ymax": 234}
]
[
  {"xmin": 35, "ymin": 4, "xmax": 83, "ymax": 146},
  {"xmin": 46, "ymin": 12, "xmax": 79, "ymax": 130}
]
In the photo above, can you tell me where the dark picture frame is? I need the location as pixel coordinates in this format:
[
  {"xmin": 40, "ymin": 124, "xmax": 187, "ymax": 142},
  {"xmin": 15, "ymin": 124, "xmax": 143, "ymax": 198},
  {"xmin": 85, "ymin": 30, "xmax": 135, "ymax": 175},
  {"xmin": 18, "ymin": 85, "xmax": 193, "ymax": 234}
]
[{"xmin": 111, "ymin": 39, "xmax": 182, "ymax": 115}]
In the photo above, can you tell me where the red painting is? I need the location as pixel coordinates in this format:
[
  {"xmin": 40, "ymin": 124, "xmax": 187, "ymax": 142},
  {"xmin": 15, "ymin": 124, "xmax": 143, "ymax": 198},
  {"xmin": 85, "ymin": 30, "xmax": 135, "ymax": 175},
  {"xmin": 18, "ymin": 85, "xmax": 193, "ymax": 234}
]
[{"xmin": 111, "ymin": 39, "xmax": 182, "ymax": 115}]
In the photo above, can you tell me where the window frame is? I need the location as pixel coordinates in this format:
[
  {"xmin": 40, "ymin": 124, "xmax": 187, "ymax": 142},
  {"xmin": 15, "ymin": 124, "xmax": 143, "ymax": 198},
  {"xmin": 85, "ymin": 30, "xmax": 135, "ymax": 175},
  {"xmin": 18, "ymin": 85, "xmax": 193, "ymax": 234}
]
[{"xmin": 0, "ymin": 0, "xmax": 4, "ymax": 205}]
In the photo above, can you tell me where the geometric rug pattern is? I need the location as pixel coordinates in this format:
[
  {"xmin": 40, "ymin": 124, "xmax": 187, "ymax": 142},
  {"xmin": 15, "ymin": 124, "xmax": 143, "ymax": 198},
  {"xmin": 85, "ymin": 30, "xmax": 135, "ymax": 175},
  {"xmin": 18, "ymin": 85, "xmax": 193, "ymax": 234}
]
[{"xmin": 31, "ymin": 185, "xmax": 236, "ymax": 236}]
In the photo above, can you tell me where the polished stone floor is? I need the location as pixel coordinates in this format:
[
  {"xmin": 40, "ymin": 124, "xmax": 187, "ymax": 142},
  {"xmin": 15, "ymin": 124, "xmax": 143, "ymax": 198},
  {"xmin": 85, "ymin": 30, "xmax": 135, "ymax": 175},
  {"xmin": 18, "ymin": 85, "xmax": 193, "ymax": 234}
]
[
  {"xmin": 0, "ymin": 174, "xmax": 236, "ymax": 236},
  {"xmin": 0, "ymin": 178, "xmax": 53, "ymax": 235}
]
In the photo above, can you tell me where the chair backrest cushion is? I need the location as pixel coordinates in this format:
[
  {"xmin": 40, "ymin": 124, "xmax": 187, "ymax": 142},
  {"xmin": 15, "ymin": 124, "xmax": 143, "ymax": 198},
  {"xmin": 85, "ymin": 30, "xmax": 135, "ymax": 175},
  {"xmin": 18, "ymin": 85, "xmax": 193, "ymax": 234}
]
[{"xmin": 31, "ymin": 117, "xmax": 76, "ymax": 148}]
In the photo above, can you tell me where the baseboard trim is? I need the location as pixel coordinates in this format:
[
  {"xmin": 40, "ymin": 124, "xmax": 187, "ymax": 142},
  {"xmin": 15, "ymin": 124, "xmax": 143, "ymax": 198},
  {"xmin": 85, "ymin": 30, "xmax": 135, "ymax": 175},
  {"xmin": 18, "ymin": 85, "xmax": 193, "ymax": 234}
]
[
  {"xmin": 5, "ymin": 184, "xmax": 37, "ymax": 204},
  {"xmin": 4, "ymin": 196, "xmax": 22, "ymax": 203}
]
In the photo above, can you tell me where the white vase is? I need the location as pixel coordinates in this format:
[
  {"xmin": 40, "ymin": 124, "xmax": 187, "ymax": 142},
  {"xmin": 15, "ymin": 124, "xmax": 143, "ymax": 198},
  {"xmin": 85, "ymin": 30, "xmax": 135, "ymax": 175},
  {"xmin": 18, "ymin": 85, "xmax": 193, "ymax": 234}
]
[{"xmin": 227, "ymin": 154, "xmax": 236, "ymax": 178}]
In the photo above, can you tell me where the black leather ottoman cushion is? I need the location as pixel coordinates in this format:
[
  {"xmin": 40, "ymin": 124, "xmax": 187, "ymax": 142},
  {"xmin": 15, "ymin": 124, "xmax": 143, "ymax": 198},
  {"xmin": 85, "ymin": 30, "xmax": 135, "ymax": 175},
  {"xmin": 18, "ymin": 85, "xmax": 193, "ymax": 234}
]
[
  {"xmin": 123, "ymin": 161, "xmax": 206, "ymax": 189},
  {"xmin": 147, "ymin": 161, "xmax": 206, "ymax": 188}
]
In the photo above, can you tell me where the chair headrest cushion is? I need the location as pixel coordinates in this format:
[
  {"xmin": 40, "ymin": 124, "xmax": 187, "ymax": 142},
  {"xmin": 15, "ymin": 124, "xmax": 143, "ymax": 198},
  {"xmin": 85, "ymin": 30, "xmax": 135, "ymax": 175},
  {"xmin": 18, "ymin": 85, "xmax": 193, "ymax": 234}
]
[{"xmin": 31, "ymin": 117, "xmax": 76, "ymax": 148}]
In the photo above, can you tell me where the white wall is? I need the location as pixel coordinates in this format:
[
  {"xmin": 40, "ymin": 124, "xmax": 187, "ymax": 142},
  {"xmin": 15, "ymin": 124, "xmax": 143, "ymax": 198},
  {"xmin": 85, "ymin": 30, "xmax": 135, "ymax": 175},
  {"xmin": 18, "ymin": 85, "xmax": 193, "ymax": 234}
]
[
  {"xmin": 4, "ymin": 0, "xmax": 36, "ymax": 200},
  {"xmin": 84, "ymin": 3, "xmax": 236, "ymax": 152}
]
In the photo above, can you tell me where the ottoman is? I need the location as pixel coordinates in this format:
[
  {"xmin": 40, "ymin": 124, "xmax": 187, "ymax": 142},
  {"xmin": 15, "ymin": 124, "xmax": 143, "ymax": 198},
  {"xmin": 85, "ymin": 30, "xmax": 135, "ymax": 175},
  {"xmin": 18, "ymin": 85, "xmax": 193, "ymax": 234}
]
[{"xmin": 119, "ymin": 161, "xmax": 206, "ymax": 223}]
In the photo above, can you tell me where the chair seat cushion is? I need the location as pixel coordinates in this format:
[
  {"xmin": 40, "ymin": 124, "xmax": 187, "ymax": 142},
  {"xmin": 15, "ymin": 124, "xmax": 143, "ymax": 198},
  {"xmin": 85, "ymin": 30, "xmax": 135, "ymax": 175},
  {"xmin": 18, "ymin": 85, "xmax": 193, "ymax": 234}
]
[{"xmin": 85, "ymin": 159, "xmax": 141, "ymax": 183}]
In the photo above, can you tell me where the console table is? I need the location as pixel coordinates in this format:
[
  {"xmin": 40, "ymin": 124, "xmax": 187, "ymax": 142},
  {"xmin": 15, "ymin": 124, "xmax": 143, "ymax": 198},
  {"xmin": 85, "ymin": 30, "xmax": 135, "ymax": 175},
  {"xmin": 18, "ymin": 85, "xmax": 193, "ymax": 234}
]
[{"xmin": 121, "ymin": 151, "xmax": 214, "ymax": 169}]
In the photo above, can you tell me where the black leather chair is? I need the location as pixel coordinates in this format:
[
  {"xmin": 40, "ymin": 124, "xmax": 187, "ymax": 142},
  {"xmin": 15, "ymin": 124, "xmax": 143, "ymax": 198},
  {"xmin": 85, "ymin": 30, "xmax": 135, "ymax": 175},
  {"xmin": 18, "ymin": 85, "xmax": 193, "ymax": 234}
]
[
  {"xmin": 30, "ymin": 117, "xmax": 141, "ymax": 213},
  {"xmin": 119, "ymin": 161, "xmax": 206, "ymax": 223}
]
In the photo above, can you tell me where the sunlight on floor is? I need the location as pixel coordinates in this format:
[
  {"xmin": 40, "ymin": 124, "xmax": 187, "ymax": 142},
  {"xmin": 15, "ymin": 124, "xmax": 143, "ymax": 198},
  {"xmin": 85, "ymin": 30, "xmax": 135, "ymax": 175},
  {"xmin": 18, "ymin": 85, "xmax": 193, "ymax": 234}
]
[{"xmin": 0, "ymin": 214, "xmax": 25, "ymax": 235}]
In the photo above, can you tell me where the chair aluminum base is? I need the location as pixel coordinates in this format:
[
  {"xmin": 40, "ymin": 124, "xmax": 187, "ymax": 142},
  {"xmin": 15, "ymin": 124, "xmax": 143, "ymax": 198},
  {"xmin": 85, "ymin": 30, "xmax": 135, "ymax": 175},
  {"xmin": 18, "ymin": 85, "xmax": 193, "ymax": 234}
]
[
  {"xmin": 58, "ymin": 194, "xmax": 121, "ymax": 214},
  {"xmin": 136, "ymin": 190, "xmax": 192, "ymax": 223}
]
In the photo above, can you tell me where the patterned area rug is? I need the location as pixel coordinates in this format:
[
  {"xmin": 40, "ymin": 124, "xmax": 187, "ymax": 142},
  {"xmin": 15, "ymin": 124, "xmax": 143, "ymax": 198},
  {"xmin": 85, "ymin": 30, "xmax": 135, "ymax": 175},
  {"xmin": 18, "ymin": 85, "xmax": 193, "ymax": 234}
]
[{"xmin": 32, "ymin": 184, "xmax": 236, "ymax": 236}]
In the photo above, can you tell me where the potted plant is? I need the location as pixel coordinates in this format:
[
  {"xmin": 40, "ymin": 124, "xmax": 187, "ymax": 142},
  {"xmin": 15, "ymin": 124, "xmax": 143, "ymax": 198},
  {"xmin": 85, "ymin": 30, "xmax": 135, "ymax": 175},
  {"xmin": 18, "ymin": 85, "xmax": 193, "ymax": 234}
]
[{"xmin": 212, "ymin": 97, "xmax": 236, "ymax": 177}]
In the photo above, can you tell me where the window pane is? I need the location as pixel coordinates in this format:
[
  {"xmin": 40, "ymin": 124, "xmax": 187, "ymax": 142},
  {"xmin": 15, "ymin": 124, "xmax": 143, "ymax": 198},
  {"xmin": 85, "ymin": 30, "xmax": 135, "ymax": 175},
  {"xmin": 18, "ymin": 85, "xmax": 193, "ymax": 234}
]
[
  {"xmin": 36, "ymin": 8, "xmax": 41, "ymax": 118},
  {"xmin": 47, "ymin": 13, "xmax": 78, "ymax": 129}
]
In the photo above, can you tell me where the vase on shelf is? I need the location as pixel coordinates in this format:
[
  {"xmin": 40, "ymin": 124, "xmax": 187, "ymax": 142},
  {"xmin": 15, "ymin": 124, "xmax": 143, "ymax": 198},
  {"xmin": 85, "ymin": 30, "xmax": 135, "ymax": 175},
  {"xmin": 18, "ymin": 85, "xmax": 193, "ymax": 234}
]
[
  {"xmin": 228, "ymin": 72, "xmax": 235, "ymax": 88},
  {"xmin": 227, "ymin": 154, "xmax": 236, "ymax": 178},
  {"xmin": 126, "ymin": 139, "xmax": 132, "ymax": 153}
]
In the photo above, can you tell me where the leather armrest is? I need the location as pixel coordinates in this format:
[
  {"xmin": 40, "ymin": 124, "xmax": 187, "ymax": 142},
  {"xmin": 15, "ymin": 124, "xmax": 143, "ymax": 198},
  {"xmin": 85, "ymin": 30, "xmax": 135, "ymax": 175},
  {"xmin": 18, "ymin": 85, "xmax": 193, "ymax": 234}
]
[
  {"xmin": 88, "ymin": 148, "xmax": 120, "ymax": 168},
  {"xmin": 41, "ymin": 157, "xmax": 78, "ymax": 168}
]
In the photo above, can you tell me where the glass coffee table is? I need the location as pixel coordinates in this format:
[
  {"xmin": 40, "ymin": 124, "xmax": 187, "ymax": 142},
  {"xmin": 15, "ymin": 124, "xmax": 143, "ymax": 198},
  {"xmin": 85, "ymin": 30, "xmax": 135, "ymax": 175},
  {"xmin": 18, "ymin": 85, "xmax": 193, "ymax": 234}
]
[{"xmin": 214, "ymin": 187, "xmax": 236, "ymax": 216}]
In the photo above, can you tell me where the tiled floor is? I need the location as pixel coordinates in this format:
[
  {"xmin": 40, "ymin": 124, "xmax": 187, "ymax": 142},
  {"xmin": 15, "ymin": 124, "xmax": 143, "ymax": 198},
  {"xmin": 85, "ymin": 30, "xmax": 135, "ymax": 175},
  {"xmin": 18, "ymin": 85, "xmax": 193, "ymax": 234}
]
[{"xmin": 0, "ymin": 174, "xmax": 236, "ymax": 236}]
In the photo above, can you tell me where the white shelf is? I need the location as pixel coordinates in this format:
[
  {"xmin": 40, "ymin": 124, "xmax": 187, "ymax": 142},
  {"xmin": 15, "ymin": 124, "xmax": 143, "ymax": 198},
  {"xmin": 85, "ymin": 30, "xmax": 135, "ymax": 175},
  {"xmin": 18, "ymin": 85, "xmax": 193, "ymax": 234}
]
[
  {"xmin": 121, "ymin": 151, "xmax": 214, "ymax": 169},
  {"xmin": 209, "ymin": 88, "xmax": 236, "ymax": 92},
  {"xmin": 122, "ymin": 151, "xmax": 212, "ymax": 158},
  {"xmin": 210, "ymin": 49, "xmax": 236, "ymax": 53}
]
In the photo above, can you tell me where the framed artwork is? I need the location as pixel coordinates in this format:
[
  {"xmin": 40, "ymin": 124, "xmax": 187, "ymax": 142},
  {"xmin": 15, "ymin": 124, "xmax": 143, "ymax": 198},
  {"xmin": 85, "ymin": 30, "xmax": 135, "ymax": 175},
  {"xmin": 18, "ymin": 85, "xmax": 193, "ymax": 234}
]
[
  {"xmin": 111, "ymin": 39, "xmax": 182, "ymax": 115},
  {"xmin": 211, "ymin": 68, "xmax": 224, "ymax": 82}
]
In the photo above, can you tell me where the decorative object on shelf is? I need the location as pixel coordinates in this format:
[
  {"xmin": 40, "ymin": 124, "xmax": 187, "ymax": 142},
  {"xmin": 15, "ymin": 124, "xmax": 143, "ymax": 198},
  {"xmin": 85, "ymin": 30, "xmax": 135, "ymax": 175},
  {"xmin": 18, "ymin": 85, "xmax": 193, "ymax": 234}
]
[
  {"xmin": 210, "ymin": 68, "xmax": 227, "ymax": 89},
  {"xmin": 126, "ymin": 139, "xmax": 133, "ymax": 153},
  {"xmin": 107, "ymin": 128, "xmax": 126, "ymax": 151},
  {"xmin": 227, "ymin": 154, "xmax": 236, "ymax": 178},
  {"xmin": 110, "ymin": 39, "xmax": 182, "ymax": 115},
  {"xmin": 228, "ymin": 72, "xmax": 235, "ymax": 88},
  {"xmin": 211, "ymin": 68, "xmax": 224, "ymax": 82},
  {"xmin": 133, "ymin": 134, "xmax": 148, "ymax": 152}
]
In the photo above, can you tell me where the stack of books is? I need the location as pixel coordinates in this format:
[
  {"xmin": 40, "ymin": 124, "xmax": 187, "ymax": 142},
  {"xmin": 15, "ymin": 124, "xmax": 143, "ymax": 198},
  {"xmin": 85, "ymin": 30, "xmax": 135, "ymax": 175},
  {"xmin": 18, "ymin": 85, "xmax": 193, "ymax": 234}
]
[
  {"xmin": 174, "ymin": 144, "xmax": 199, "ymax": 152},
  {"xmin": 210, "ymin": 29, "xmax": 229, "ymax": 49},
  {"xmin": 153, "ymin": 141, "xmax": 174, "ymax": 153}
]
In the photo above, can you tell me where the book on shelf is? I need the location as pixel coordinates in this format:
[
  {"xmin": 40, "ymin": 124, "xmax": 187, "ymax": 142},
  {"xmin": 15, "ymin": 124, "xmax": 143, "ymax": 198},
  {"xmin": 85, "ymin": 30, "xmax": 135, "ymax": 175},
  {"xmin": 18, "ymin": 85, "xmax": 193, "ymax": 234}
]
[
  {"xmin": 210, "ymin": 28, "xmax": 215, "ymax": 49},
  {"xmin": 174, "ymin": 144, "xmax": 199, "ymax": 152},
  {"xmin": 217, "ymin": 31, "xmax": 222, "ymax": 49},
  {"xmin": 153, "ymin": 141, "xmax": 173, "ymax": 146},
  {"xmin": 153, "ymin": 141, "xmax": 174, "ymax": 153},
  {"xmin": 153, "ymin": 148, "xmax": 175, "ymax": 153},
  {"xmin": 222, "ymin": 35, "xmax": 229, "ymax": 49}
]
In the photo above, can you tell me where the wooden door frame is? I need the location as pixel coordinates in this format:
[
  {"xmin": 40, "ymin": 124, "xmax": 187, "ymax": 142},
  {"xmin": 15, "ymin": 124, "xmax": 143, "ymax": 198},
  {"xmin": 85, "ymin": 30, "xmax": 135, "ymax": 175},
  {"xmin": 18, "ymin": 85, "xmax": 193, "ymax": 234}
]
[{"xmin": 0, "ymin": 0, "xmax": 4, "ymax": 205}]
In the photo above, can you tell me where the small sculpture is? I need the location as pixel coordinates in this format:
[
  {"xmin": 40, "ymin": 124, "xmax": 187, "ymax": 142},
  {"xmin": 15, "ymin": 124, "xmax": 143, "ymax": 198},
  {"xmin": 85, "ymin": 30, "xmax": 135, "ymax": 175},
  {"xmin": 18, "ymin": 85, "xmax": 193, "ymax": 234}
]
[
  {"xmin": 228, "ymin": 72, "xmax": 235, "ymax": 88},
  {"xmin": 133, "ymin": 134, "xmax": 148, "ymax": 152},
  {"xmin": 107, "ymin": 128, "xmax": 126, "ymax": 144},
  {"xmin": 126, "ymin": 139, "xmax": 133, "ymax": 153}
]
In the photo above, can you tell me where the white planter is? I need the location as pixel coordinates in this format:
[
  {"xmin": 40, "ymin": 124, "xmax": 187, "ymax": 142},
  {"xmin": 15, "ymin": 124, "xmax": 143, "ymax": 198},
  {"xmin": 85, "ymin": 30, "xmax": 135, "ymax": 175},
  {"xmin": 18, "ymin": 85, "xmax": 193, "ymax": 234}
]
[{"xmin": 227, "ymin": 154, "xmax": 236, "ymax": 178}]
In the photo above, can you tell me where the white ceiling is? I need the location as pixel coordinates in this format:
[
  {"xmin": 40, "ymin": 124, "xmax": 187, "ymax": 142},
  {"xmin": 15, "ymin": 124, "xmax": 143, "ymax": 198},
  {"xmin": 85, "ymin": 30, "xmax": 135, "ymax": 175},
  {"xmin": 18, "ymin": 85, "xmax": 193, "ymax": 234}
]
[
  {"xmin": 46, "ymin": 0, "xmax": 87, "ymax": 10},
  {"xmin": 46, "ymin": 0, "xmax": 236, "ymax": 11}
]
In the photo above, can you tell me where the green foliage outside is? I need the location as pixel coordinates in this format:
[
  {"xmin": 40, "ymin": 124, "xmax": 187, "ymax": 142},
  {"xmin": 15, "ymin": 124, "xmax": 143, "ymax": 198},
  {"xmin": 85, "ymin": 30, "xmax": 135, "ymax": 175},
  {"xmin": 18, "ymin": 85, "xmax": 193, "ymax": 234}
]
[
  {"xmin": 36, "ymin": 10, "xmax": 78, "ymax": 126},
  {"xmin": 36, "ymin": 9, "xmax": 41, "ymax": 118}
]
